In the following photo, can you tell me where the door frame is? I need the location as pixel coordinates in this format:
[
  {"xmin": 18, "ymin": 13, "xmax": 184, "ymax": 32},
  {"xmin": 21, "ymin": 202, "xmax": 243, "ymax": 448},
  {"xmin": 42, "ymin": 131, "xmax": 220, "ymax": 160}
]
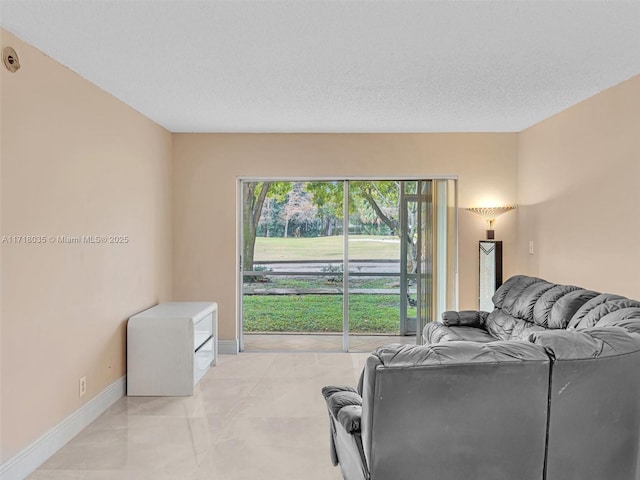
[{"xmin": 236, "ymin": 176, "xmax": 458, "ymax": 352}]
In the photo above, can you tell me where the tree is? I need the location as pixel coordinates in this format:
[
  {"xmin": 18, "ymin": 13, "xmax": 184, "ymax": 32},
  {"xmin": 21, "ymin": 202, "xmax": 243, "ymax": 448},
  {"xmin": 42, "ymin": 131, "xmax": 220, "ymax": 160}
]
[
  {"xmin": 281, "ymin": 183, "xmax": 317, "ymax": 237},
  {"xmin": 243, "ymin": 182, "xmax": 271, "ymax": 276},
  {"xmin": 257, "ymin": 197, "xmax": 284, "ymax": 237},
  {"xmin": 304, "ymin": 181, "xmax": 344, "ymax": 235},
  {"xmin": 306, "ymin": 180, "xmax": 419, "ymax": 271},
  {"xmin": 243, "ymin": 181, "xmax": 294, "ymax": 275},
  {"xmin": 354, "ymin": 181, "xmax": 418, "ymax": 271},
  {"xmin": 352, "ymin": 181, "xmax": 400, "ymax": 234}
]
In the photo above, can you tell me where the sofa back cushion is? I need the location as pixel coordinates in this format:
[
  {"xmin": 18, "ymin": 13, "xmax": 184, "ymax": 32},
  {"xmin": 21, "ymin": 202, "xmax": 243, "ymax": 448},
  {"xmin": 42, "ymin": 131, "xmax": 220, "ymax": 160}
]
[
  {"xmin": 485, "ymin": 309, "xmax": 546, "ymax": 341},
  {"xmin": 492, "ymin": 275, "xmax": 545, "ymax": 313},
  {"xmin": 486, "ymin": 276, "xmax": 545, "ymax": 340},
  {"xmin": 486, "ymin": 275, "xmax": 620, "ymax": 340},
  {"xmin": 360, "ymin": 341, "xmax": 550, "ymax": 480},
  {"xmin": 568, "ymin": 294, "xmax": 640, "ymax": 330},
  {"xmin": 591, "ymin": 308, "xmax": 640, "ymax": 333},
  {"xmin": 533, "ymin": 287, "xmax": 599, "ymax": 328}
]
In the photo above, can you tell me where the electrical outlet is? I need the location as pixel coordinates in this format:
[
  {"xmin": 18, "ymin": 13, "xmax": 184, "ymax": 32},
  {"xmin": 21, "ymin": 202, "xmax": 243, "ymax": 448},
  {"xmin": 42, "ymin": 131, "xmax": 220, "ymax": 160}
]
[
  {"xmin": 529, "ymin": 241, "xmax": 534, "ymax": 255},
  {"xmin": 79, "ymin": 376, "xmax": 87, "ymax": 397}
]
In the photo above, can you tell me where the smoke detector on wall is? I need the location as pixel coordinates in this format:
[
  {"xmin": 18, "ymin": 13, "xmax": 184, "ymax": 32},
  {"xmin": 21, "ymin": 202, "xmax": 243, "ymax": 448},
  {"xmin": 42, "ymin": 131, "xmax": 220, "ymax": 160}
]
[{"xmin": 3, "ymin": 46, "xmax": 21, "ymax": 73}]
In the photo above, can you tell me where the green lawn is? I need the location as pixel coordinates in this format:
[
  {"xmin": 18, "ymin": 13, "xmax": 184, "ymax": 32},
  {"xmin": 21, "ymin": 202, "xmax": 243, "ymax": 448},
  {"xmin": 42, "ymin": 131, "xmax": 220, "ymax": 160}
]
[
  {"xmin": 243, "ymin": 294, "xmax": 416, "ymax": 333},
  {"xmin": 247, "ymin": 235, "xmax": 409, "ymax": 334},
  {"xmin": 246, "ymin": 276, "xmax": 399, "ymax": 290},
  {"xmin": 254, "ymin": 235, "xmax": 400, "ymax": 261}
]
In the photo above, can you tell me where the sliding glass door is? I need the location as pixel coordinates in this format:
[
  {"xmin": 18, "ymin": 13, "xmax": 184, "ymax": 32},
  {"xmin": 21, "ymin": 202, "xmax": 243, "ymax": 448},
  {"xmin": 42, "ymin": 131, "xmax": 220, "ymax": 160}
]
[{"xmin": 239, "ymin": 178, "xmax": 457, "ymax": 352}]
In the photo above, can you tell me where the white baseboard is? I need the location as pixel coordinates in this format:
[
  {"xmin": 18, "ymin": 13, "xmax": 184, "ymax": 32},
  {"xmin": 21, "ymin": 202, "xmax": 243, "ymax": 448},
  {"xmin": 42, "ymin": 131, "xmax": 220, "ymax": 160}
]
[
  {"xmin": 0, "ymin": 376, "xmax": 126, "ymax": 480},
  {"xmin": 219, "ymin": 339, "xmax": 239, "ymax": 354}
]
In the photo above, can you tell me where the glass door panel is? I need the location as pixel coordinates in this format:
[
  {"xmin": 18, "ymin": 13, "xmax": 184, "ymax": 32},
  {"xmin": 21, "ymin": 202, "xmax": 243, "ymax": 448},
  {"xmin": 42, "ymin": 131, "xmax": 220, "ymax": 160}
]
[
  {"xmin": 241, "ymin": 180, "xmax": 344, "ymax": 352},
  {"xmin": 347, "ymin": 180, "xmax": 417, "ymax": 352},
  {"xmin": 400, "ymin": 181, "xmax": 419, "ymax": 336}
]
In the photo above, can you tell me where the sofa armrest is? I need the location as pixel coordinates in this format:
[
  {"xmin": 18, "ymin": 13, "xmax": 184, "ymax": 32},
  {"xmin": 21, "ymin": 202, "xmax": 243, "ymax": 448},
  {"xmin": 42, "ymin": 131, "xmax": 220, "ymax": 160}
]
[
  {"xmin": 322, "ymin": 385, "xmax": 363, "ymax": 434},
  {"xmin": 441, "ymin": 310, "xmax": 489, "ymax": 328},
  {"xmin": 322, "ymin": 385, "xmax": 369, "ymax": 478},
  {"xmin": 337, "ymin": 405, "xmax": 362, "ymax": 434}
]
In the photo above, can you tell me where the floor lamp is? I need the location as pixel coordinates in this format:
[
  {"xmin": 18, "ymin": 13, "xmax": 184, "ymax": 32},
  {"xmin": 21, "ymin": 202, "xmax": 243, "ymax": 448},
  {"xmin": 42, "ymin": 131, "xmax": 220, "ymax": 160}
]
[{"xmin": 466, "ymin": 206, "xmax": 515, "ymax": 311}]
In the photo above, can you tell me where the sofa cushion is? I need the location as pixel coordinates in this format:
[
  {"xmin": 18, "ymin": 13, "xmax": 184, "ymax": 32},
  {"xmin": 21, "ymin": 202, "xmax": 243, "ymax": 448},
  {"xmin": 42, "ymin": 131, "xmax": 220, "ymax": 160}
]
[
  {"xmin": 591, "ymin": 308, "xmax": 640, "ymax": 334},
  {"xmin": 508, "ymin": 319, "xmax": 547, "ymax": 341},
  {"xmin": 510, "ymin": 280, "xmax": 556, "ymax": 321},
  {"xmin": 441, "ymin": 310, "xmax": 488, "ymax": 327},
  {"xmin": 423, "ymin": 322, "xmax": 465, "ymax": 343},
  {"xmin": 486, "ymin": 310, "xmax": 518, "ymax": 340},
  {"xmin": 483, "ymin": 277, "xmax": 618, "ymax": 342},
  {"xmin": 493, "ymin": 275, "xmax": 546, "ymax": 311},
  {"xmin": 529, "ymin": 326, "xmax": 640, "ymax": 359},
  {"xmin": 373, "ymin": 340, "xmax": 550, "ymax": 367},
  {"xmin": 485, "ymin": 309, "xmax": 546, "ymax": 341},
  {"xmin": 544, "ymin": 288, "xmax": 600, "ymax": 329},
  {"xmin": 423, "ymin": 322, "xmax": 495, "ymax": 344},
  {"xmin": 566, "ymin": 293, "xmax": 625, "ymax": 328},
  {"xmin": 568, "ymin": 296, "xmax": 640, "ymax": 330},
  {"xmin": 484, "ymin": 277, "xmax": 598, "ymax": 341},
  {"xmin": 447, "ymin": 326, "xmax": 496, "ymax": 343}
]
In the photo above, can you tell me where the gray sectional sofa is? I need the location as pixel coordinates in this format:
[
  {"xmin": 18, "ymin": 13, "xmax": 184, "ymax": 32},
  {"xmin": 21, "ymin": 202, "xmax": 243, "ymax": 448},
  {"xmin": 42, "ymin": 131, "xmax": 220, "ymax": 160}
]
[
  {"xmin": 322, "ymin": 275, "xmax": 640, "ymax": 480},
  {"xmin": 424, "ymin": 274, "xmax": 640, "ymax": 344}
]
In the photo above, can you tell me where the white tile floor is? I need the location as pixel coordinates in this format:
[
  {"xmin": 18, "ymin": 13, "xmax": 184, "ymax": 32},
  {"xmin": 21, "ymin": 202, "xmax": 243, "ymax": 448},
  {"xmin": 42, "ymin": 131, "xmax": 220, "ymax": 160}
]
[{"xmin": 28, "ymin": 352, "xmax": 371, "ymax": 480}]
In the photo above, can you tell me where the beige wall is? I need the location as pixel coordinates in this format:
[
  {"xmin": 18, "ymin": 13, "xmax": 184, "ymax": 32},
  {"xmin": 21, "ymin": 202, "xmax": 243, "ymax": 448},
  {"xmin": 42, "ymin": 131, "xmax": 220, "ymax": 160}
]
[
  {"xmin": 173, "ymin": 133, "xmax": 519, "ymax": 342},
  {"xmin": 0, "ymin": 29, "xmax": 173, "ymax": 460},
  {"xmin": 517, "ymin": 74, "xmax": 640, "ymax": 298}
]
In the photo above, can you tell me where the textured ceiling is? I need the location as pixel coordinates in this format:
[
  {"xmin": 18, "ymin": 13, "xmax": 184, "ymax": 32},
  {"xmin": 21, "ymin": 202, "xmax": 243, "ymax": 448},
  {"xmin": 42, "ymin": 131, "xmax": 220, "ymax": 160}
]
[{"xmin": 1, "ymin": 1, "xmax": 639, "ymax": 133}]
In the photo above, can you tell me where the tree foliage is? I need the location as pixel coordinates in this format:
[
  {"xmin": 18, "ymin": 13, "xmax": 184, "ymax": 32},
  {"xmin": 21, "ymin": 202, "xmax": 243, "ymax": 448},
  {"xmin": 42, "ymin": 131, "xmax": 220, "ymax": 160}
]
[
  {"xmin": 243, "ymin": 180, "xmax": 419, "ymax": 273},
  {"xmin": 281, "ymin": 183, "xmax": 317, "ymax": 237}
]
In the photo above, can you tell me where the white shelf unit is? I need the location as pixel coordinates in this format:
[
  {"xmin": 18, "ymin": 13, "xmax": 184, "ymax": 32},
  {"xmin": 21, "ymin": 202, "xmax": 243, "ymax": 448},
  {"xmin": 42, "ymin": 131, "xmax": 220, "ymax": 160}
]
[{"xmin": 127, "ymin": 302, "xmax": 218, "ymax": 396}]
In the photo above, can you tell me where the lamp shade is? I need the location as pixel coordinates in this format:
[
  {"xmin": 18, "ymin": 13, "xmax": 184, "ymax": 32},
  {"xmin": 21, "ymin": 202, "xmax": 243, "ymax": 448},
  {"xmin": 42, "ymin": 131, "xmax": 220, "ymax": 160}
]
[{"xmin": 466, "ymin": 206, "xmax": 515, "ymax": 239}]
